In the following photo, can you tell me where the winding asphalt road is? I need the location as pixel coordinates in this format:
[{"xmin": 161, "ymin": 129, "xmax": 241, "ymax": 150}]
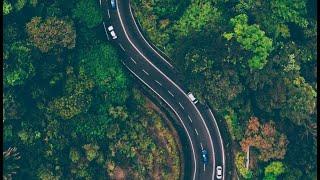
[{"xmin": 100, "ymin": 0, "xmax": 226, "ymax": 179}]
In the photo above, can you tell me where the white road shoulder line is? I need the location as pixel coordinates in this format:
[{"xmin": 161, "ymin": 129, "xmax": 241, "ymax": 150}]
[
  {"xmin": 179, "ymin": 102, "xmax": 184, "ymax": 109},
  {"xmin": 155, "ymin": 80, "xmax": 162, "ymax": 86},
  {"xmin": 142, "ymin": 69, "xmax": 149, "ymax": 75},
  {"xmin": 167, "ymin": 90, "xmax": 174, "ymax": 97},
  {"xmin": 120, "ymin": 61, "xmax": 197, "ymax": 180},
  {"xmin": 128, "ymin": 3, "xmax": 174, "ymax": 68},
  {"xmin": 119, "ymin": 44, "xmax": 125, "ymax": 51},
  {"xmin": 195, "ymin": 129, "xmax": 199, "ymax": 136},
  {"xmin": 188, "ymin": 115, "xmax": 193, "ymax": 123},
  {"xmin": 119, "ymin": 7, "xmax": 215, "ymax": 179},
  {"xmin": 130, "ymin": 57, "xmax": 136, "ymax": 64}
]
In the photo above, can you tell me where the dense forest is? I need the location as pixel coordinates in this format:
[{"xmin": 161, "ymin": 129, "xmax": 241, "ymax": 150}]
[
  {"xmin": 131, "ymin": 0, "xmax": 317, "ymax": 179},
  {"xmin": 3, "ymin": 0, "xmax": 181, "ymax": 179}
]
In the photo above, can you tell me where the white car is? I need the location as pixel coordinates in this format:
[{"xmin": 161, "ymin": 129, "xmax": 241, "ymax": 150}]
[
  {"xmin": 187, "ymin": 92, "xmax": 198, "ymax": 104},
  {"xmin": 216, "ymin": 166, "xmax": 222, "ymax": 179},
  {"xmin": 108, "ymin": 25, "xmax": 117, "ymax": 39}
]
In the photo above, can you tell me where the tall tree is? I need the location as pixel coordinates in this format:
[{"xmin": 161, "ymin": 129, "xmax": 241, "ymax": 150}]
[
  {"xmin": 72, "ymin": 0, "xmax": 102, "ymax": 28},
  {"xmin": 223, "ymin": 14, "xmax": 273, "ymax": 69},
  {"xmin": 26, "ymin": 16, "xmax": 76, "ymax": 53}
]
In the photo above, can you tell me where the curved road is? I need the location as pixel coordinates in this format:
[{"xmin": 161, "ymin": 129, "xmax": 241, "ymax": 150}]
[{"xmin": 100, "ymin": 0, "xmax": 226, "ymax": 179}]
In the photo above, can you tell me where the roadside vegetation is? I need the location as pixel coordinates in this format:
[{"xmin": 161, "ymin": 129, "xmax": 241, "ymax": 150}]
[
  {"xmin": 3, "ymin": 0, "xmax": 181, "ymax": 179},
  {"xmin": 131, "ymin": 0, "xmax": 317, "ymax": 179}
]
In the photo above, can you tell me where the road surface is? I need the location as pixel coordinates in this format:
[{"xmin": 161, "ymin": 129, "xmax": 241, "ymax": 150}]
[{"xmin": 100, "ymin": 0, "xmax": 226, "ymax": 179}]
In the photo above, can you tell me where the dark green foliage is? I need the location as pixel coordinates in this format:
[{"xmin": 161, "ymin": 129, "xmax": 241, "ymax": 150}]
[
  {"xmin": 72, "ymin": 0, "xmax": 102, "ymax": 28},
  {"xmin": 4, "ymin": 1, "xmax": 181, "ymax": 179},
  {"xmin": 79, "ymin": 43, "xmax": 129, "ymax": 105},
  {"xmin": 132, "ymin": 0, "xmax": 316, "ymax": 178}
]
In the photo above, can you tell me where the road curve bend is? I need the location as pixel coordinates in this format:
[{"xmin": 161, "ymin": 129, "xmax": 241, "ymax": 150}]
[{"xmin": 100, "ymin": 0, "xmax": 226, "ymax": 179}]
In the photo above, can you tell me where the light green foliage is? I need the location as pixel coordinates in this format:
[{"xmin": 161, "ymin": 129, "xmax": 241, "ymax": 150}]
[
  {"xmin": 69, "ymin": 149, "xmax": 80, "ymax": 163},
  {"xmin": 270, "ymin": 0, "xmax": 308, "ymax": 28},
  {"xmin": 174, "ymin": 1, "xmax": 221, "ymax": 37},
  {"xmin": 26, "ymin": 17, "xmax": 76, "ymax": 53},
  {"xmin": 224, "ymin": 14, "xmax": 273, "ymax": 69},
  {"xmin": 4, "ymin": 41, "xmax": 35, "ymax": 86},
  {"xmin": 72, "ymin": 0, "xmax": 102, "ymax": 28},
  {"xmin": 83, "ymin": 144, "xmax": 100, "ymax": 161},
  {"xmin": 37, "ymin": 168, "xmax": 60, "ymax": 180},
  {"xmin": 14, "ymin": 0, "xmax": 26, "ymax": 11},
  {"xmin": 79, "ymin": 43, "xmax": 129, "ymax": 105},
  {"xmin": 48, "ymin": 93, "xmax": 92, "ymax": 120},
  {"xmin": 235, "ymin": 152, "xmax": 253, "ymax": 179},
  {"xmin": 263, "ymin": 161, "xmax": 286, "ymax": 180},
  {"xmin": 3, "ymin": 0, "xmax": 13, "ymax": 15}
]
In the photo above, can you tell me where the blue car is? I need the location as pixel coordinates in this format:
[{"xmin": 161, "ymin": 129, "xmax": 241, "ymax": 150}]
[
  {"xmin": 201, "ymin": 149, "xmax": 209, "ymax": 164},
  {"xmin": 110, "ymin": 0, "xmax": 116, "ymax": 9}
]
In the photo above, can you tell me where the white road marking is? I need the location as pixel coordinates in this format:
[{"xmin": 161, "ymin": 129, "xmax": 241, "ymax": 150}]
[
  {"xmin": 102, "ymin": 22, "xmax": 110, "ymax": 40},
  {"xmin": 107, "ymin": 9, "xmax": 110, "ymax": 18},
  {"xmin": 167, "ymin": 90, "xmax": 174, "ymax": 97},
  {"xmin": 200, "ymin": 143, "xmax": 203, "ymax": 150},
  {"xmin": 179, "ymin": 102, "xmax": 184, "ymax": 109},
  {"xmin": 204, "ymin": 164, "xmax": 206, "ymax": 172},
  {"xmin": 119, "ymin": 44, "xmax": 125, "ymax": 51},
  {"xmin": 99, "ymin": 0, "xmax": 102, "ymax": 6},
  {"xmin": 120, "ymin": 61, "xmax": 197, "ymax": 180},
  {"xmin": 142, "ymin": 69, "xmax": 149, "ymax": 75},
  {"xmin": 128, "ymin": 3, "xmax": 174, "ymax": 68},
  {"xmin": 188, "ymin": 115, "xmax": 193, "ymax": 123},
  {"xmin": 155, "ymin": 80, "xmax": 162, "ymax": 86},
  {"xmin": 130, "ymin": 57, "xmax": 136, "ymax": 64},
  {"xmin": 208, "ymin": 108, "xmax": 225, "ymax": 180},
  {"xmin": 195, "ymin": 129, "xmax": 199, "ymax": 136}
]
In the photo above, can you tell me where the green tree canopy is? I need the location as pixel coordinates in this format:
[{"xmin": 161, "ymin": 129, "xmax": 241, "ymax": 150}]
[
  {"xmin": 224, "ymin": 14, "xmax": 273, "ymax": 69},
  {"xmin": 72, "ymin": 0, "xmax": 102, "ymax": 28},
  {"xmin": 79, "ymin": 43, "xmax": 129, "ymax": 105},
  {"xmin": 4, "ymin": 41, "xmax": 35, "ymax": 86},
  {"xmin": 174, "ymin": 1, "xmax": 221, "ymax": 37},
  {"xmin": 26, "ymin": 16, "xmax": 76, "ymax": 53},
  {"xmin": 263, "ymin": 161, "xmax": 286, "ymax": 180}
]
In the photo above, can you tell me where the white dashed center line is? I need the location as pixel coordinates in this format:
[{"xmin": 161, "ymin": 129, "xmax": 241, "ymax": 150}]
[
  {"xmin": 195, "ymin": 129, "xmax": 199, "ymax": 136},
  {"xmin": 179, "ymin": 102, "xmax": 184, "ymax": 109},
  {"xmin": 168, "ymin": 90, "xmax": 174, "ymax": 97},
  {"xmin": 200, "ymin": 143, "xmax": 203, "ymax": 150},
  {"xmin": 188, "ymin": 115, "xmax": 193, "ymax": 123},
  {"xmin": 119, "ymin": 44, "xmax": 125, "ymax": 51},
  {"xmin": 107, "ymin": 9, "xmax": 110, "ymax": 18},
  {"xmin": 142, "ymin": 69, "xmax": 149, "ymax": 75},
  {"xmin": 155, "ymin": 80, "xmax": 162, "ymax": 86},
  {"xmin": 130, "ymin": 57, "xmax": 136, "ymax": 64}
]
